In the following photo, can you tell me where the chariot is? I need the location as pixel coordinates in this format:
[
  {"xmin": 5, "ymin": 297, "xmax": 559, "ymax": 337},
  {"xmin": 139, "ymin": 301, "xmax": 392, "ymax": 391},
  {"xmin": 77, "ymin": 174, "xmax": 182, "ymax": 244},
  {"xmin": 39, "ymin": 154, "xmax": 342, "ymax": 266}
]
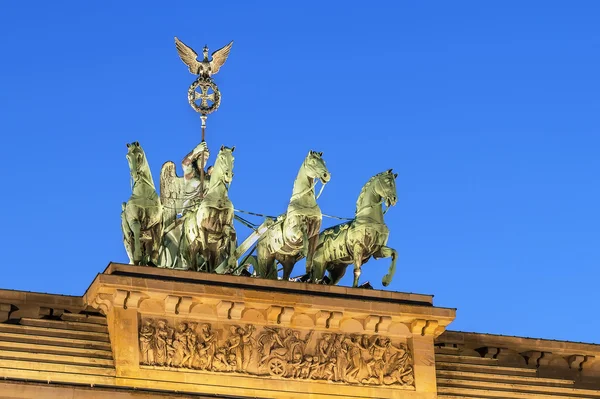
[{"xmin": 121, "ymin": 37, "xmax": 399, "ymax": 288}]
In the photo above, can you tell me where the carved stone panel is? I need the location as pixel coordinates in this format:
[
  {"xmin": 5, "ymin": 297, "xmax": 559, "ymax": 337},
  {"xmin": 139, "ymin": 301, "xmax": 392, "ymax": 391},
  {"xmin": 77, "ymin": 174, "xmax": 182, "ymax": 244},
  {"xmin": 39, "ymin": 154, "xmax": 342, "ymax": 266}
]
[{"xmin": 138, "ymin": 318, "xmax": 414, "ymax": 387}]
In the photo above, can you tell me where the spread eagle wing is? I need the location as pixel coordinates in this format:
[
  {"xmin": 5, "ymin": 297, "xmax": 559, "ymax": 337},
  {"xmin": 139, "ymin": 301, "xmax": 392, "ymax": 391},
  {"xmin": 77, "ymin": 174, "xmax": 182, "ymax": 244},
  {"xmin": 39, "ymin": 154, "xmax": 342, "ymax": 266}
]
[
  {"xmin": 174, "ymin": 37, "xmax": 201, "ymax": 75},
  {"xmin": 210, "ymin": 40, "xmax": 233, "ymax": 75},
  {"xmin": 160, "ymin": 161, "xmax": 186, "ymax": 229}
]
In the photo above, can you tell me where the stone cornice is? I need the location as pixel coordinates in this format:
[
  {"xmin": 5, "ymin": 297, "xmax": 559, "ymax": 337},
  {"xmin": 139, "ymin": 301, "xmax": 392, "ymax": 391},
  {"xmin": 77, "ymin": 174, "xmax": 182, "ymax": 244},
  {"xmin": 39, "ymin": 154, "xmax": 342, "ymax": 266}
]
[
  {"xmin": 438, "ymin": 330, "xmax": 600, "ymax": 357},
  {"xmin": 82, "ymin": 263, "xmax": 456, "ymax": 334}
]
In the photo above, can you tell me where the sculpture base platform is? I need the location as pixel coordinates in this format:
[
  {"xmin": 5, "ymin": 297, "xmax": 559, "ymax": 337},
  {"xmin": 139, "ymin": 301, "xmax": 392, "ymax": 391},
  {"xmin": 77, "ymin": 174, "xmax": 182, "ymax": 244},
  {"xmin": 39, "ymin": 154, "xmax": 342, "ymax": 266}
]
[{"xmin": 0, "ymin": 263, "xmax": 456, "ymax": 399}]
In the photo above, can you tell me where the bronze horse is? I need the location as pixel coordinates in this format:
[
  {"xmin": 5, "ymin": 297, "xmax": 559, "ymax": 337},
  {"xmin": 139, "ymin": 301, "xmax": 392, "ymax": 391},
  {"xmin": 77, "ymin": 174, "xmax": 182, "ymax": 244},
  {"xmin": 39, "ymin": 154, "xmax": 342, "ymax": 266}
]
[
  {"xmin": 181, "ymin": 146, "xmax": 237, "ymax": 272},
  {"xmin": 121, "ymin": 142, "xmax": 163, "ymax": 265},
  {"xmin": 255, "ymin": 151, "xmax": 330, "ymax": 280},
  {"xmin": 310, "ymin": 170, "xmax": 398, "ymax": 287}
]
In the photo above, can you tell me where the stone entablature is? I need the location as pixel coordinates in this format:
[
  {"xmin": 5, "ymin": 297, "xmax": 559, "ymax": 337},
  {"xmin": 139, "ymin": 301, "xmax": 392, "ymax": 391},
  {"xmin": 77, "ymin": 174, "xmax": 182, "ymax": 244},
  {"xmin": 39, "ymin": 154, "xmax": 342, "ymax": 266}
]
[
  {"xmin": 81, "ymin": 263, "xmax": 454, "ymax": 399},
  {"xmin": 435, "ymin": 331, "xmax": 600, "ymax": 398},
  {"xmin": 1, "ymin": 263, "xmax": 599, "ymax": 398}
]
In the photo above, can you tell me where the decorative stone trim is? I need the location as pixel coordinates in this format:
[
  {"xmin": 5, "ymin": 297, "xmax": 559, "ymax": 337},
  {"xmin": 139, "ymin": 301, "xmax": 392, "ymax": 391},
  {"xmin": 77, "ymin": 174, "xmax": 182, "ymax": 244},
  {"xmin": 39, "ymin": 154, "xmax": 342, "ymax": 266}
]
[{"xmin": 138, "ymin": 318, "xmax": 415, "ymax": 387}]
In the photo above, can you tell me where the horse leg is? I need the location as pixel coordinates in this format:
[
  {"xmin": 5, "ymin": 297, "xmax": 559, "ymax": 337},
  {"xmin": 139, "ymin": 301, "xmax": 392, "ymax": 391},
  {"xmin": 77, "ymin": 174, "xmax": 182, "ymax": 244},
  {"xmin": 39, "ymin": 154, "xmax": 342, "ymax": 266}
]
[
  {"xmin": 121, "ymin": 207, "xmax": 134, "ymax": 263},
  {"xmin": 202, "ymin": 227, "xmax": 212, "ymax": 272},
  {"xmin": 180, "ymin": 228, "xmax": 191, "ymax": 269},
  {"xmin": 280, "ymin": 256, "xmax": 295, "ymax": 281},
  {"xmin": 328, "ymin": 264, "xmax": 348, "ymax": 285},
  {"xmin": 305, "ymin": 234, "xmax": 319, "ymax": 276},
  {"xmin": 182, "ymin": 217, "xmax": 197, "ymax": 270},
  {"xmin": 352, "ymin": 244, "xmax": 364, "ymax": 288},
  {"xmin": 374, "ymin": 246, "xmax": 397, "ymax": 287},
  {"xmin": 149, "ymin": 222, "xmax": 163, "ymax": 266},
  {"xmin": 257, "ymin": 242, "xmax": 276, "ymax": 279},
  {"xmin": 301, "ymin": 227, "xmax": 309, "ymax": 259},
  {"xmin": 310, "ymin": 244, "xmax": 325, "ymax": 283},
  {"xmin": 128, "ymin": 216, "xmax": 143, "ymax": 265},
  {"xmin": 226, "ymin": 225, "xmax": 237, "ymax": 269}
]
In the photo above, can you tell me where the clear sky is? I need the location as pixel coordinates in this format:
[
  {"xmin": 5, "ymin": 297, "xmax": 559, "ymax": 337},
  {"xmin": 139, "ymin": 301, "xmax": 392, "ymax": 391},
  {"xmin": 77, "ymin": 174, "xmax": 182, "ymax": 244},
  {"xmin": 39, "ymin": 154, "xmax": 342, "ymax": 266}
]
[{"xmin": 0, "ymin": 1, "xmax": 598, "ymax": 344}]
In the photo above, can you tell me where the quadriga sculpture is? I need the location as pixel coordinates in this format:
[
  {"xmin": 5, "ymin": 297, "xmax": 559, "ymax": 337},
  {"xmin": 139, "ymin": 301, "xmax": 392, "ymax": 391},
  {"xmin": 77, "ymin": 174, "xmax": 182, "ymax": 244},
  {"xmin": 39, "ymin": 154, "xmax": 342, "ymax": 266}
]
[
  {"xmin": 181, "ymin": 145, "xmax": 237, "ymax": 272},
  {"xmin": 121, "ymin": 142, "xmax": 164, "ymax": 265},
  {"xmin": 310, "ymin": 170, "xmax": 398, "ymax": 288},
  {"xmin": 256, "ymin": 151, "xmax": 330, "ymax": 280}
]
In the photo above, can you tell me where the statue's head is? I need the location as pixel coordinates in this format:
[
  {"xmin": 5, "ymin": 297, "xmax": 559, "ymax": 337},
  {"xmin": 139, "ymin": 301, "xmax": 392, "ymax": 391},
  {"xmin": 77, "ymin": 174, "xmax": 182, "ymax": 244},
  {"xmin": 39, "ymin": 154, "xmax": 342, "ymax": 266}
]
[
  {"xmin": 374, "ymin": 169, "xmax": 398, "ymax": 207},
  {"xmin": 213, "ymin": 145, "xmax": 235, "ymax": 184},
  {"xmin": 304, "ymin": 150, "xmax": 330, "ymax": 183},
  {"xmin": 203, "ymin": 45, "xmax": 209, "ymax": 61}
]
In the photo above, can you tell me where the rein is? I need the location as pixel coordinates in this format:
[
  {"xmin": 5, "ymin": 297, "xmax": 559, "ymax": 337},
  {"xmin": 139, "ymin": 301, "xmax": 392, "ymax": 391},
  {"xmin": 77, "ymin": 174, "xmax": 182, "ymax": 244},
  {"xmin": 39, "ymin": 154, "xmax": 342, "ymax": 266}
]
[
  {"xmin": 356, "ymin": 178, "xmax": 392, "ymax": 217},
  {"xmin": 290, "ymin": 178, "xmax": 327, "ymax": 201},
  {"xmin": 130, "ymin": 170, "xmax": 156, "ymax": 197}
]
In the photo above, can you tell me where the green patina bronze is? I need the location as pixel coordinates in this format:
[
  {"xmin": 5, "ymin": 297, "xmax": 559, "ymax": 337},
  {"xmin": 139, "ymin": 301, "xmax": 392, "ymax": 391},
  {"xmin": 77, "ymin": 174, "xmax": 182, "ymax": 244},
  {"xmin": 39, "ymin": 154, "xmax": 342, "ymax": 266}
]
[
  {"xmin": 118, "ymin": 38, "xmax": 402, "ymax": 290},
  {"xmin": 255, "ymin": 151, "xmax": 330, "ymax": 280},
  {"xmin": 121, "ymin": 142, "xmax": 164, "ymax": 265},
  {"xmin": 310, "ymin": 170, "xmax": 399, "ymax": 288},
  {"xmin": 158, "ymin": 141, "xmax": 210, "ymax": 270},
  {"xmin": 181, "ymin": 145, "xmax": 237, "ymax": 272}
]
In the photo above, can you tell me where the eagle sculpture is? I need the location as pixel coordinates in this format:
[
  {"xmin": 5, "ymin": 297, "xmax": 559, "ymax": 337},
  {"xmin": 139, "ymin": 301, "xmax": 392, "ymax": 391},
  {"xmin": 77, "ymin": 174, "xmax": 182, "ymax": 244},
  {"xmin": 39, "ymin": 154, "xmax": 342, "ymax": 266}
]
[{"xmin": 174, "ymin": 37, "xmax": 233, "ymax": 78}]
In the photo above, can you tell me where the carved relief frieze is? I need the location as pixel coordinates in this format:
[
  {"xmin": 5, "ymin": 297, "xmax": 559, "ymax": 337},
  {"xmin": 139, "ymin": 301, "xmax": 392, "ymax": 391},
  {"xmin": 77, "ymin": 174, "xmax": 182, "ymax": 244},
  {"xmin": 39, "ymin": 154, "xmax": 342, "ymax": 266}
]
[{"xmin": 139, "ymin": 318, "xmax": 414, "ymax": 387}]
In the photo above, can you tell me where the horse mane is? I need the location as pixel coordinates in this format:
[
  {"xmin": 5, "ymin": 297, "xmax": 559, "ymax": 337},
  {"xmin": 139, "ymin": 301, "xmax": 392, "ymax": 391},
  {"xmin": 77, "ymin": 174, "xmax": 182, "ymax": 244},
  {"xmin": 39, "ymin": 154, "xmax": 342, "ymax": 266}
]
[
  {"xmin": 356, "ymin": 171, "xmax": 386, "ymax": 214},
  {"xmin": 132, "ymin": 146, "xmax": 156, "ymax": 189},
  {"xmin": 211, "ymin": 147, "xmax": 233, "ymax": 179}
]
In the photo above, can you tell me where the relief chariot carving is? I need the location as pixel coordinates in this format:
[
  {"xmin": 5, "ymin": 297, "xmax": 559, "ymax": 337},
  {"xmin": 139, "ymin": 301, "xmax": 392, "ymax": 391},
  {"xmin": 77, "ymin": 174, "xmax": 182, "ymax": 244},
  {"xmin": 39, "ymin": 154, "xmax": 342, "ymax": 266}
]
[{"xmin": 139, "ymin": 319, "xmax": 414, "ymax": 387}]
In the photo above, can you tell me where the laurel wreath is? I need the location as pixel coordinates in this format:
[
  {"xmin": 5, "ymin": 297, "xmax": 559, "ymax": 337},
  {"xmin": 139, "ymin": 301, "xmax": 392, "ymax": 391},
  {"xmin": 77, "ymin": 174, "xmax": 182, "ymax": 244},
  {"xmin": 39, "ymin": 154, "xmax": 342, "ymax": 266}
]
[{"xmin": 187, "ymin": 77, "xmax": 221, "ymax": 115}]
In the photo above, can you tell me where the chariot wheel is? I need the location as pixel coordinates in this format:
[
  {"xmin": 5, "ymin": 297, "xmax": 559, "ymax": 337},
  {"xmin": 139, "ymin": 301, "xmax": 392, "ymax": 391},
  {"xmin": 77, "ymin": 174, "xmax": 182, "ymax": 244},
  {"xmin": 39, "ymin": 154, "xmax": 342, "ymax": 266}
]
[{"xmin": 267, "ymin": 358, "xmax": 286, "ymax": 377}]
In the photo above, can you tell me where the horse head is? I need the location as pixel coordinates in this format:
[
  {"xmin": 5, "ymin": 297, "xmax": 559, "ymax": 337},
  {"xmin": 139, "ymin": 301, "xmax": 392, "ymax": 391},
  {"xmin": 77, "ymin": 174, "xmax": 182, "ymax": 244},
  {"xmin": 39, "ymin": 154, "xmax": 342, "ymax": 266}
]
[
  {"xmin": 126, "ymin": 141, "xmax": 149, "ymax": 183},
  {"xmin": 304, "ymin": 150, "xmax": 330, "ymax": 184},
  {"xmin": 211, "ymin": 145, "xmax": 235, "ymax": 186},
  {"xmin": 374, "ymin": 169, "xmax": 398, "ymax": 208}
]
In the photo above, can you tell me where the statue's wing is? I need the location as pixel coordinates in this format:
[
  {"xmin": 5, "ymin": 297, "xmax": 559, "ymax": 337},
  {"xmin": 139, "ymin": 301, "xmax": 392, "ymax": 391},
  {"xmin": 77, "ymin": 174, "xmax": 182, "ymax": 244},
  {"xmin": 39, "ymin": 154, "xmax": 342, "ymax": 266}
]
[
  {"xmin": 174, "ymin": 37, "xmax": 200, "ymax": 74},
  {"xmin": 160, "ymin": 161, "xmax": 184, "ymax": 228},
  {"xmin": 210, "ymin": 40, "xmax": 233, "ymax": 75}
]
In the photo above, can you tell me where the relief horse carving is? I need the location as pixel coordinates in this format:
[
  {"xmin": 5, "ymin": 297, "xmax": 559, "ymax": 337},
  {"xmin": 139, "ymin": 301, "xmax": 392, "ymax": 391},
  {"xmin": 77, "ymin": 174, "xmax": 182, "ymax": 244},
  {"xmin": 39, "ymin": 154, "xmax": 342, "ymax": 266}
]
[
  {"xmin": 310, "ymin": 170, "xmax": 398, "ymax": 287},
  {"xmin": 256, "ymin": 151, "xmax": 330, "ymax": 280},
  {"xmin": 121, "ymin": 142, "xmax": 163, "ymax": 265},
  {"xmin": 181, "ymin": 145, "xmax": 237, "ymax": 272}
]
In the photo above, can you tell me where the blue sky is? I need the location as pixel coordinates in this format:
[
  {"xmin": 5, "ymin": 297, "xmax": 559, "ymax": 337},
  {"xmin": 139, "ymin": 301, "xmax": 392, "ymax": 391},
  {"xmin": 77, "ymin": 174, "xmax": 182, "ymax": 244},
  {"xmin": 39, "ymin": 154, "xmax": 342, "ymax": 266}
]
[{"xmin": 0, "ymin": 1, "xmax": 598, "ymax": 343}]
